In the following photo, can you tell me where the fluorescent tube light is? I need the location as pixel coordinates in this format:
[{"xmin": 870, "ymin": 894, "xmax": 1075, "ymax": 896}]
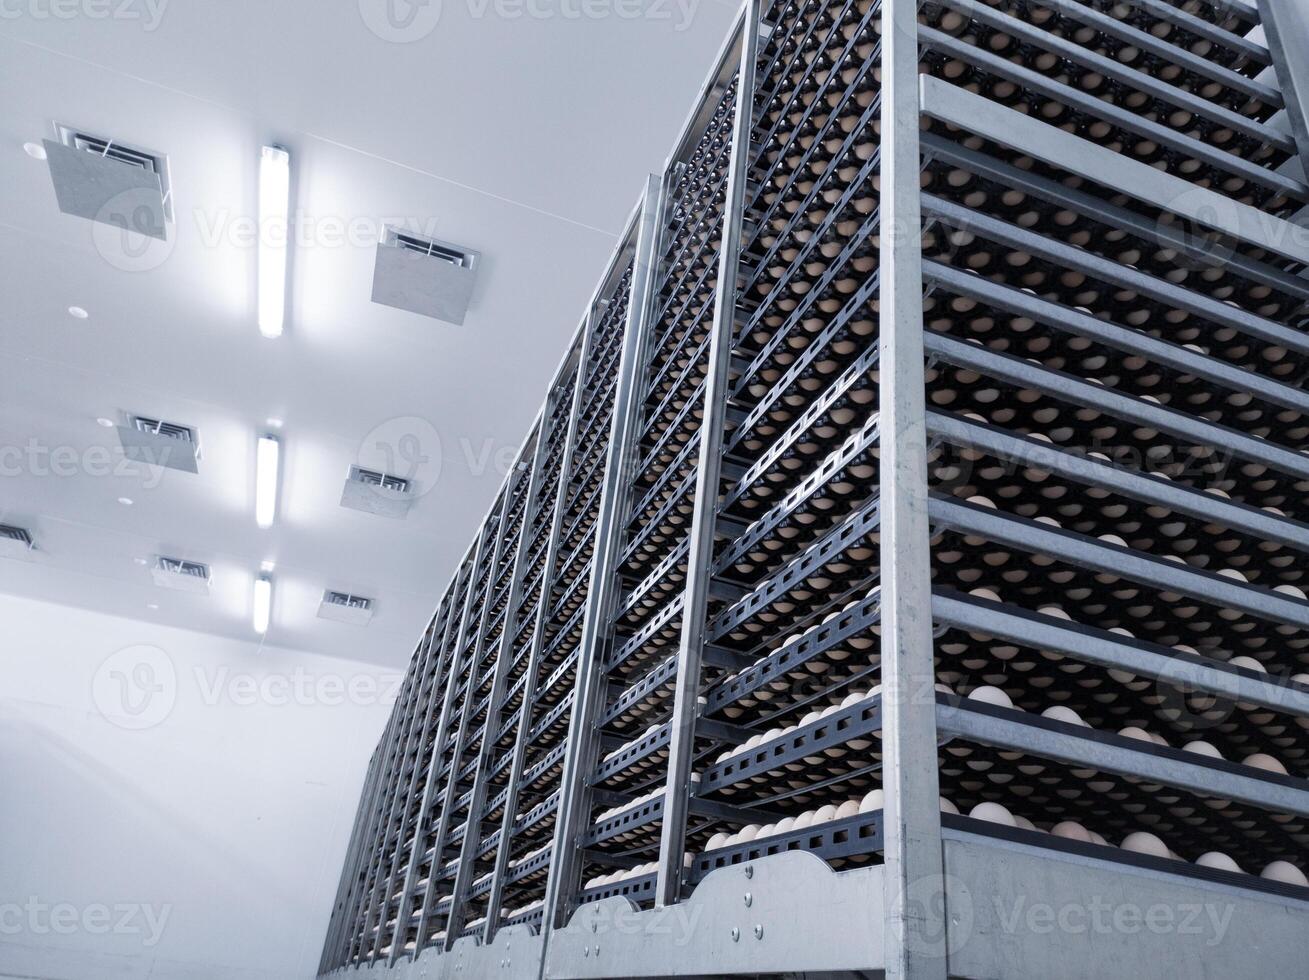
[
  {"xmin": 253, "ymin": 574, "xmax": 272, "ymax": 635},
  {"xmin": 256, "ymin": 434, "xmax": 280, "ymax": 529},
  {"xmin": 258, "ymin": 145, "xmax": 290, "ymax": 338}
]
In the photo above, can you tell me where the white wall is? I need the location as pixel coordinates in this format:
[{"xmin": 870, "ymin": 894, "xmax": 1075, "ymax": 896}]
[{"xmin": 0, "ymin": 593, "xmax": 400, "ymax": 979}]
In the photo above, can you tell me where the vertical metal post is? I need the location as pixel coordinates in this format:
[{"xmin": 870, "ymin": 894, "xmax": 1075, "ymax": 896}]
[
  {"xmin": 321, "ymin": 733, "xmax": 385, "ymax": 972},
  {"xmin": 378, "ymin": 588, "xmax": 464, "ymax": 966},
  {"xmin": 539, "ymin": 172, "xmax": 664, "ymax": 943},
  {"xmin": 346, "ymin": 658, "xmax": 423, "ymax": 964},
  {"xmin": 1258, "ymin": 0, "xmax": 1309, "ymax": 169},
  {"xmin": 445, "ymin": 420, "xmax": 556, "ymax": 947},
  {"xmin": 879, "ymin": 0, "xmax": 947, "ymax": 976},
  {"xmin": 364, "ymin": 622, "xmax": 451, "ymax": 964},
  {"xmin": 389, "ymin": 551, "xmax": 483, "ymax": 963},
  {"xmin": 654, "ymin": 2, "xmax": 760, "ymax": 907},
  {"xmin": 482, "ymin": 331, "xmax": 593, "ymax": 942},
  {"xmin": 417, "ymin": 501, "xmax": 513, "ymax": 947}
]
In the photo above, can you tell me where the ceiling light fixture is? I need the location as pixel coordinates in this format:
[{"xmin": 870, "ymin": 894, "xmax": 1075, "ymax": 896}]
[
  {"xmin": 97, "ymin": 417, "xmax": 115, "ymax": 428},
  {"xmin": 252, "ymin": 574, "xmax": 272, "ymax": 634},
  {"xmin": 255, "ymin": 434, "xmax": 280, "ymax": 529},
  {"xmin": 118, "ymin": 496, "xmax": 134, "ymax": 506},
  {"xmin": 23, "ymin": 142, "xmax": 47, "ymax": 160},
  {"xmin": 68, "ymin": 306, "xmax": 89, "ymax": 319},
  {"xmin": 257, "ymin": 145, "xmax": 290, "ymax": 339}
]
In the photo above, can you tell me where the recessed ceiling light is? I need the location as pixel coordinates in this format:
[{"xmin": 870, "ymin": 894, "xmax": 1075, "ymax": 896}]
[
  {"xmin": 96, "ymin": 417, "xmax": 115, "ymax": 428},
  {"xmin": 252, "ymin": 575, "xmax": 273, "ymax": 634},
  {"xmin": 23, "ymin": 142, "xmax": 47, "ymax": 160},
  {"xmin": 266, "ymin": 417, "xmax": 283, "ymax": 429},
  {"xmin": 133, "ymin": 556, "xmax": 149, "ymax": 566},
  {"xmin": 68, "ymin": 306, "xmax": 89, "ymax": 319},
  {"xmin": 117, "ymin": 497, "xmax": 134, "ymax": 506},
  {"xmin": 146, "ymin": 602, "xmax": 159, "ymax": 610}
]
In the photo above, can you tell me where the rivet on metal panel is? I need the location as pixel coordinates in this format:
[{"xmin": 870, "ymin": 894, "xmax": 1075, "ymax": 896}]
[
  {"xmin": 743, "ymin": 892, "xmax": 752, "ymax": 907},
  {"xmin": 754, "ymin": 925, "xmax": 764, "ymax": 940},
  {"xmin": 731, "ymin": 927, "xmax": 740, "ymax": 942},
  {"xmin": 743, "ymin": 865, "xmax": 753, "ymax": 879}
]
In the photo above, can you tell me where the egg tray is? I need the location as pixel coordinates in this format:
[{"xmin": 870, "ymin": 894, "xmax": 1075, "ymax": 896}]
[
  {"xmin": 930, "ymin": 447, "xmax": 1309, "ymax": 600},
  {"xmin": 918, "ymin": 222, "xmax": 1309, "ymax": 396},
  {"xmin": 916, "ymin": 28, "xmax": 1304, "ymax": 215},
  {"xmin": 922, "ymin": 0, "xmax": 1296, "ymax": 173},
  {"xmin": 698, "ymin": 693, "xmax": 884, "ymax": 802},
  {"xmin": 933, "ymin": 705, "xmax": 1309, "ymax": 873},
  {"xmin": 704, "ymin": 585, "xmax": 881, "ymax": 726},
  {"xmin": 920, "ymin": 132, "xmax": 1309, "ymax": 312},
  {"xmin": 931, "ymin": 612, "xmax": 1308, "ymax": 776},
  {"xmin": 927, "ymin": 501, "xmax": 1309, "ymax": 675},
  {"xmin": 921, "ymin": 347, "xmax": 1309, "ymax": 527},
  {"xmin": 962, "ymin": 0, "xmax": 1281, "ymax": 114}
]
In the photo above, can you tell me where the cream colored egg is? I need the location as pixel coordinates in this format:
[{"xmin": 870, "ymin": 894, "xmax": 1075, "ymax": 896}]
[
  {"xmin": 1243, "ymin": 753, "xmax": 1288, "ymax": 775},
  {"xmin": 1121, "ymin": 832, "xmax": 1170, "ymax": 859},
  {"xmin": 835, "ymin": 799, "xmax": 860, "ymax": 820},
  {"xmin": 1051, "ymin": 821, "xmax": 1092, "ymax": 844},
  {"xmin": 859, "ymin": 789, "xmax": 885, "ymax": 813},
  {"xmin": 1041, "ymin": 705, "xmax": 1086, "ymax": 726}
]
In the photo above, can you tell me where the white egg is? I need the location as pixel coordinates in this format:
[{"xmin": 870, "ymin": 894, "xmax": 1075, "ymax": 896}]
[
  {"xmin": 1196, "ymin": 852, "xmax": 1242, "ymax": 873},
  {"xmin": 794, "ymin": 811, "xmax": 814, "ymax": 830},
  {"xmin": 1088, "ymin": 830, "xmax": 1108, "ymax": 846},
  {"xmin": 835, "ymin": 799, "xmax": 860, "ymax": 820},
  {"xmin": 1012, "ymin": 815, "xmax": 1037, "ymax": 832},
  {"xmin": 776, "ymin": 816, "xmax": 796, "ymax": 835},
  {"xmin": 1228, "ymin": 655, "xmax": 1266, "ymax": 673},
  {"xmin": 939, "ymin": 797, "xmax": 959, "ymax": 815},
  {"xmin": 1261, "ymin": 861, "xmax": 1309, "ymax": 886},
  {"xmin": 1041, "ymin": 705, "xmax": 1086, "ymax": 726},
  {"xmin": 814, "ymin": 804, "xmax": 838, "ymax": 825},
  {"xmin": 968, "ymin": 686, "xmax": 1014, "ymax": 709},
  {"xmin": 859, "ymin": 789, "xmax": 885, "ymax": 813},
  {"xmin": 1121, "ymin": 832, "xmax": 1170, "ymax": 859},
  {"xmin": 968, "ymin": 802, "xmax": 1016, "ymax": 827},
  {"xmin": 1117, "ymin": 726, "xmax": 1155, "ymax": 743},
  {"xmin": 738, "ymin": 825, "xmax": 760, "ymax": 843},
  {"xmin": 1182, "ymin": 739, "xmax": 1224, "ymax": 759},
  {"xmin": 1051, "ymin": 821, "xmax": 1092, "ymax": 844}
]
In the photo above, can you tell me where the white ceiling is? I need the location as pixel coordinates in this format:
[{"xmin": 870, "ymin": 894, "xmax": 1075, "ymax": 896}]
[{"xmin": 0, "ymin": 0, "xmax": 737, "ymax": 666}]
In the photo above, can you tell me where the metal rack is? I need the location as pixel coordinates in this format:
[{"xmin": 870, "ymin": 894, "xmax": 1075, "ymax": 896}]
[{"xmin": 321, "ymin": 0, "xmax": 1309, "ymax": 976}]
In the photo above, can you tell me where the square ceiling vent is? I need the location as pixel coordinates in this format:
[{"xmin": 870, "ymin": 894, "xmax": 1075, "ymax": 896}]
[
  {"xmin": 371, "ymin": 227, "xmax": 479, "ymax": 325},
  {"xmin": 0, "ymin": 524, "xmax": 35, "ymax": 561},
  {"xmin": 151, "ymin": 556, "xmax": 211, "ymax": 595},
  {"xmin": 117, "ymin": 415, "xmax": 200, "ymax": 473},
  {"xmin": 44, "ymin": 125, "xmax": 171, "ymax": 239},
  {"xmin": 341, "ymin": 465, "xmax": 415, "ymax": 519},
  {"xmin": 318, "ymin": 590, "xmax": 374, "ymax": 626}
]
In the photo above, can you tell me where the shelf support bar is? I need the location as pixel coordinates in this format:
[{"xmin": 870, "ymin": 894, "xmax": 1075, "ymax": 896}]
[{"xmin": 880, "ymin": 0, "xmax": 948, "ymax": 976}]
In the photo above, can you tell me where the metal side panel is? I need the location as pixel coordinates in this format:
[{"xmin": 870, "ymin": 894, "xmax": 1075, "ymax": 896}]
[
  {"xmin": 545, "ymin": 852, "xmax": 884, "ymax": 978},
  {"xmin": 942, "ymin": 834, "xmax": 1309, "ymax": 980},
  {"xmin": 1258, "ymin": 0, "xmax": 1309, "ymax": 170}
]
